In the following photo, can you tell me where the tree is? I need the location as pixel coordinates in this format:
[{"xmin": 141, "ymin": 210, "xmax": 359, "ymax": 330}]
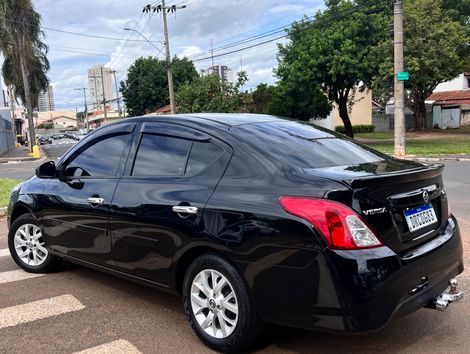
[
  {"xmin": 176, "ymin": 72, "xmax": 249, "ymax": 113},
  {"xmin": 120, "ymin": 56, "xmax": 198, "ymax": 116},
  {"xmin": 0, "ymin": 0, "xmax": 50, "ymax": 149},
  {"xmin": 276, "ymin": 0, "xmax": 388, "ymax": 137},
  {"xmin": 250, "ymin": 83, "xmax": 274, "ymax": 114},
  {"xmin": 373, "ymin": 0, "xmax": 469, "ymax": 129}
]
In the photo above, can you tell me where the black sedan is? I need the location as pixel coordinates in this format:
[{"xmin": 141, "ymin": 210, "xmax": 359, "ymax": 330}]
[{"xmin": 7, "ymin": 114, "xmax": 464, "ymax": 352}]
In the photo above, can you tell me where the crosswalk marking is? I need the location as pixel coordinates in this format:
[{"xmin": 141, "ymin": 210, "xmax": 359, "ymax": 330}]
[
  {"xmin": 0, "ymin": 269, "xmax": 45, "ymax": 285},
  {"xmin": 0, "ymin": 294, "xmax": 85, "ymax": 330},
  {"xmin": 0, "ymin": 248, "xmax": 10, "ymax": 257},
  {"xmin": 74, "ymin": 340, "xmax": 142, "ymax": 354}
]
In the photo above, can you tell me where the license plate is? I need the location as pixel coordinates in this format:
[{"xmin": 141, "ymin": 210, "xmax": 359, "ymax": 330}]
[{"xmin": 404, "ymin": 203, "xmax": 438, "ymax": 233}]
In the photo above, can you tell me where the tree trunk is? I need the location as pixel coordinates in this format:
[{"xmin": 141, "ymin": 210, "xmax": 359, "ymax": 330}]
[
  {"xmin": 414, "ymin": 99, "xmax": 427, "ymax": 130},
  {"xmin": 338, "ymin": 98, "xmax": 354, "ymax": 138},
  {"xmin": 19, "ymin": 49, "xmax": 35, "ymax": 151}
]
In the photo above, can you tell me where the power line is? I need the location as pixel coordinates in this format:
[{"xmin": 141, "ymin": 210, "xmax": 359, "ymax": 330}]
[{"xmin": 191, "ymin": 0, "xmax": 385, "ymax": 63}]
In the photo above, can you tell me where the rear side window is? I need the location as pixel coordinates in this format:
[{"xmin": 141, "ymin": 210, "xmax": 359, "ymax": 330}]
[
  {"xmin": 186, "ymin": 142, "xmax": 224, "ymax": 176},
  {"xmin": 132, "ymin": 134, "xmax": 191, "ymax": 176},
  {"xmin": 232, "ymin": 121, "xmax": 384, "ymax": 168},
  {"xmin": 65, "ymin": 134, "xmax": 130, "ymax": 177}
]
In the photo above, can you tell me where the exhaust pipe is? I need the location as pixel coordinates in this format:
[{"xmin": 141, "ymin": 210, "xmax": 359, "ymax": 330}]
[{"xmin": 431, "ymin": 278, "xmax": 463, "ymax": 312}]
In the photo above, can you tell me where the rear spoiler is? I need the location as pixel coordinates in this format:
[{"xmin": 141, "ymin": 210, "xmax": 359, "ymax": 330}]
[{"xmin": 303, "ymin": 163, "xmax": 444, "ymax": 189}]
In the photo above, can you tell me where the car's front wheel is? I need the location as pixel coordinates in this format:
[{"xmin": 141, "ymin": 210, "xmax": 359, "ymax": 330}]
[
  {"xmin": 8, "ymin": 213, "xmax": 61, "ymax": 273},
  {"xmin": 183, "ymin": 254, "xmax": 263, "ymax": 353}
]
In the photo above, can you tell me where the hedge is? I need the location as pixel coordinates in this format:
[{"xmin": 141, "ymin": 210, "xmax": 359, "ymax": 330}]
[{"xmin": 335, "ymin": 124, "xmax": 375, "ymax": 134}]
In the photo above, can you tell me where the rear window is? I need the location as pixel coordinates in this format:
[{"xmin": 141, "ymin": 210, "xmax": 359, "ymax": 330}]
[{"xmin": 231, "ymin": 121, "xmax": 384, "ymax": 168}]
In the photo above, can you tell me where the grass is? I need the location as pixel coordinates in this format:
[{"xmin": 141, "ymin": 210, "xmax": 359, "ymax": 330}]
[
  {"xmin": 0, "ymin": 179, "xmax": 22, "ymax": 209},
  {"xmin": 355, "ymin": 131, "xmax": 394, "ymax": 140},
  {"xmin": 366, "ymin": 136, "xmax": 470, "ymax": 156}
]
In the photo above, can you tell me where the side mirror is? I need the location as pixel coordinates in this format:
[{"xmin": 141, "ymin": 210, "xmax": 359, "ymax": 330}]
[{"xmin": 35, "ymin": 161, "xmax": 57, "ymax": 178}]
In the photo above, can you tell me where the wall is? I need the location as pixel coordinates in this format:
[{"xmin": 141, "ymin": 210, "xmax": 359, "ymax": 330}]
[
  {"xmin": 434, "ymin": 74, "xmax": 469, "ymax": 92},
  {"xmin": 333, "ymin": 89, "xmax": 372, "ymax": 127},
  {"xmin": 0, "ymin": 109, "xmax": 15, "ymax": 155}
]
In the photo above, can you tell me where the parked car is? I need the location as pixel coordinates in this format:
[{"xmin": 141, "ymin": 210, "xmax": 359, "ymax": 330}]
[
  {"xmin": 37, "ymin": 135, "xmax": 52, "ymax": 145},
  {"xmin": 7, "ymin": 114, "xmax": 463, "ymax": 353}
]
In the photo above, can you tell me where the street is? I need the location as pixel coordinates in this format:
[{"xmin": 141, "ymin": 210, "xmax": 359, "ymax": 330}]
[
  {"xmin": 0, "ymin": 140, "xmax": 75, "ymax": 180},
  {"xmin": 0, "ymin": 158, "xmax": 468, "ymax": 353}
]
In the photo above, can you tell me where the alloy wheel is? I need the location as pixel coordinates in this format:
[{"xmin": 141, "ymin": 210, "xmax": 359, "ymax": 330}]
[
  {"xmin": 13, "ymin": 224, "xmax": 48, "ymax": 266},
  {"xmin": 190, "ymin": 269, "xmax": 239, "ymax": 339}
]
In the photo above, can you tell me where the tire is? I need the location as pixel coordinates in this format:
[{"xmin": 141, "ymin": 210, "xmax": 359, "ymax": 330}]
[
  {"xmin": 182, "ymin": 253, "xmax": 263, "ymax": 353},
  {"xmin": 8, "ymin": 213, "xmax": 61, "ymax": 273}
]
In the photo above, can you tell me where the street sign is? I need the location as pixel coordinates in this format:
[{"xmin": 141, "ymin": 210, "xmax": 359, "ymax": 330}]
[{"xmin": 397, "ymin": 71, "xmax": 409, "ymax": 81}]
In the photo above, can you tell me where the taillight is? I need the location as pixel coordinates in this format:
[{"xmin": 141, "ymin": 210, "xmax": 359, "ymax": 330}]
[{"xmin": 279, "ymin": 196, "xmax": 383, "ymax": 250}]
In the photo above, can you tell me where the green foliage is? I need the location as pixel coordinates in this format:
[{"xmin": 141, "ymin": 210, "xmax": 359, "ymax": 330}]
[
  {"xmin": 249, "ymin": 82, "xmax": 331, "ymax": 120},
  {"xmin": 0, "ymin": 0, "xmax": 49, "ymax": 117},
  {"xmin": 120, "ymin": 56, "xmax": 198, "ymax": 116},
  {"xmin": 276, "ymin": 0, "xmax": 388, "ymax": 137},
  {"xmin": 0, "ymin": 179, "xmax": 22, "ymax": 208},
  {"xmin": 250, "ymin": 83, "xmax": 275, "ymax": 114},
  {"xmin": 176, "ymin": 71, "xmax": 249, "ymax": 113},
  {"xmin": 37, "ymin": 122, "xmax": 53, "ymax": 129},
  {"xmin": 335, "ymin": 124, "xmax": 375, "ymax": 134},
  {"xmin": 374, "ymin": 0, "xmax": 469, "ymax": 129}
]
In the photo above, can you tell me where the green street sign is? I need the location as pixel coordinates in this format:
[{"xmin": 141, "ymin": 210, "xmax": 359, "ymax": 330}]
[{"xmin": 397, "ymin": 71, "xmax": 409, "ymax": 81}]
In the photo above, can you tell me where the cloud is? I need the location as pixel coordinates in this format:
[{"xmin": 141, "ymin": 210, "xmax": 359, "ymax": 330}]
[
  {"xmin": 269, "ymin": 4, "xmax": 305, "ymax": 14},
  {"xmin": 26, "ymin": 0, "xmax": 323, "ymax": 111}
]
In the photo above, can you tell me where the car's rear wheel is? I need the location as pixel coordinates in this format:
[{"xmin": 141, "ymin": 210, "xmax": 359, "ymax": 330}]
[
  {"xmin": 183, "ymin": 254, "xmax": 263, "ymax": 353},
  {"xmin": 8, "ymin": 213, "xmax": 61, "ymax": 273}
]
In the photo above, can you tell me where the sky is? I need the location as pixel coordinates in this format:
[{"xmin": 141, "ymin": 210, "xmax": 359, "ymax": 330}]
[{"xmin": 17, "ymin": 0, "xmax": 324, "ymax": 112}]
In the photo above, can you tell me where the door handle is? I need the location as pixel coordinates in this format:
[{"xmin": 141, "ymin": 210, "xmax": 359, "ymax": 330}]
[
  {"xmin": 172, "ymin": 205, "xmax": 198, "ymax": 215},
  {"xmin": 87, "ymin": 197, "xmax": 104, "ymax": 205}
]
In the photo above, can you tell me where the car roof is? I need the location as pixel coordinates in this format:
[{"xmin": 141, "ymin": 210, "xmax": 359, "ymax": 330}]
[{"xmin": 114, "ymin": 113, "xmax": 286, "ymax": 128}]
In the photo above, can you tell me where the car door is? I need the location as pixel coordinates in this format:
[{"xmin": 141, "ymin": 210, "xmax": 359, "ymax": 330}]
[
  {"xmin": 41, "ymin": 122, "xmax": 135, "ymax": 266},
  {"xmin": 108, "ymin": 122, "xmax": 232, "ymax": 285}
]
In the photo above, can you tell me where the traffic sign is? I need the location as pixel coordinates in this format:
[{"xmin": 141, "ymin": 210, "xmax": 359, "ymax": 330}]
[{"xmin": 397, "ymin": 72, "xmax": 409, "ymax": 81}]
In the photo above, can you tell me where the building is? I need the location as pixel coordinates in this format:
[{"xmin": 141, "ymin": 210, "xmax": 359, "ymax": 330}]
[
  {"xmin": 313, "ymin": 89, "xmax": 373, "ymax": 131},
  {"xmin": 434, "ymin": 73, "xmax": 470, "ymax": 93},
  {"xmin": 427, "ymin": 90, "xmax": 470, "ymax": 129},
  {"xmin": 88, "ymin": 65, "xmax": 114, "ymax": 112},
  {"xmin": 37, "ymin": 85, "xmax": 55, "ymax": 112},
  {"xmin": 207, "ymin": 65, "xmax": 233, "ymax": 83},
  {"xmin": 0, "ymin": 107, "xmax": 15, "ymax": 155}
]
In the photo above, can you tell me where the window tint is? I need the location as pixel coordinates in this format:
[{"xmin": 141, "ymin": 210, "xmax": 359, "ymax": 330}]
[
  {"xmin": 132, "ymin": 134, "xmax": 191, "ymax": 176},
  {"xmin": 232, "ymin": 121, "xmax": 385, "ymax": 169},
  {"xmin": 65, "ymin": 134, "xmax": 130, "ymax": 177},
  {"xmin": 186, "ymin": 141, "xmax": 224, "ymax": 176}
]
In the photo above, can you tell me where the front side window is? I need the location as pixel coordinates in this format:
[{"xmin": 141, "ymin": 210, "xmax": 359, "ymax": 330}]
[
  {"xmin": 132, "ymin": 134, "xmax": 191, "ymax": 176},
  {"xmin": 65, "ymin": 134, "xmax": 130, "ymax": 177}
]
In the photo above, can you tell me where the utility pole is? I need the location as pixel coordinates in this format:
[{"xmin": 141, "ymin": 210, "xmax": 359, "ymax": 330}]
[
  {"xmin": 100, "ymin": 66, "xmax": 108, "ymax": 123},
  {"xmin": 75, "ymin": 88, "xmax": 88, "ymax": 132},
  {"xmin": 143, "ymin": 1, "xmax": 186, "ymax": 114},
  {"xmin": 111, "ymin": 70, "xmax": 122, "ymax": 117},
  {"xmin": 393, "ymin": 0, "xmax": 406, "ymax": 156}
]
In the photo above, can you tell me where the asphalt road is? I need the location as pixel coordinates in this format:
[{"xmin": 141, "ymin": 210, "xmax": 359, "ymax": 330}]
[
  {"xmin": 0, "ymin": 140, "xmax": 76, "ymax": 180},
  {"xmin": 0, "ymin": 158, "xmax": 469, "ymax": 353}
]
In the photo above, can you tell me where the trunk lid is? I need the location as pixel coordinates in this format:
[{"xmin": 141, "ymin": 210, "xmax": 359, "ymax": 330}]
[{"xmin": 304, "ymin": 160, "xmax": 449, "ymax": 254}]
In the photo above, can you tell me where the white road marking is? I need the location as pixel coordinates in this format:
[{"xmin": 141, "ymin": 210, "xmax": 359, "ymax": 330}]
[
  {"xmin": 0, "ymin": 294, "xmax": 85, "ymax": 329},
  {"xmin": 74, "ymin": 340, "xmax": 142, "ymax": 354},
  {"xmin": 0, "ymin": 249, "xmax": 10, "ymax": 257},
  {"xmin": 0, "ymin": 269, "xmax": 45, "ymax": 284}
]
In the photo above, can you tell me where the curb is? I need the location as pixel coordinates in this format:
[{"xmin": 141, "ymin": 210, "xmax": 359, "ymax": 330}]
[{"xmin": 402, "ymin": 156, "xmax": 470, "ymax": 162}]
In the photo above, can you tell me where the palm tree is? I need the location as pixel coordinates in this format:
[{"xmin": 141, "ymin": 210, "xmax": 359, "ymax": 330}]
[{"xmin": 0, "ymin": 0, "xmax": 49, "ymax": 149}]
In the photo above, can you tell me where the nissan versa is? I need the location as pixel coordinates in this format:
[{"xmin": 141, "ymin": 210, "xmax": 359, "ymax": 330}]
[{"xmin": 7, "ymin": 114, "xmax": 464, "ymax": 352}]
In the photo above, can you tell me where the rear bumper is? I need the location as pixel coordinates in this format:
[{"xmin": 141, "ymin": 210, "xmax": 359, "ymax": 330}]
[{"xmin": 253, "ymin": 217, "xmax": 464, "ymax": 332}]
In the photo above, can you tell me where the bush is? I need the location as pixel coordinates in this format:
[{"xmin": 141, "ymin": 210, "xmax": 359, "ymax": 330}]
[{"xmin": 335, "ymin": 124, "xmax": 375, "ymax": 134}]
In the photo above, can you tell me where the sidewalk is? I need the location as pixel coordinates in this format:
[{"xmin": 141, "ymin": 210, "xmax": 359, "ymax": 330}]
[{"xmin": 0, "ymin": 146, "xmax": 39, "ymax": 163}]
